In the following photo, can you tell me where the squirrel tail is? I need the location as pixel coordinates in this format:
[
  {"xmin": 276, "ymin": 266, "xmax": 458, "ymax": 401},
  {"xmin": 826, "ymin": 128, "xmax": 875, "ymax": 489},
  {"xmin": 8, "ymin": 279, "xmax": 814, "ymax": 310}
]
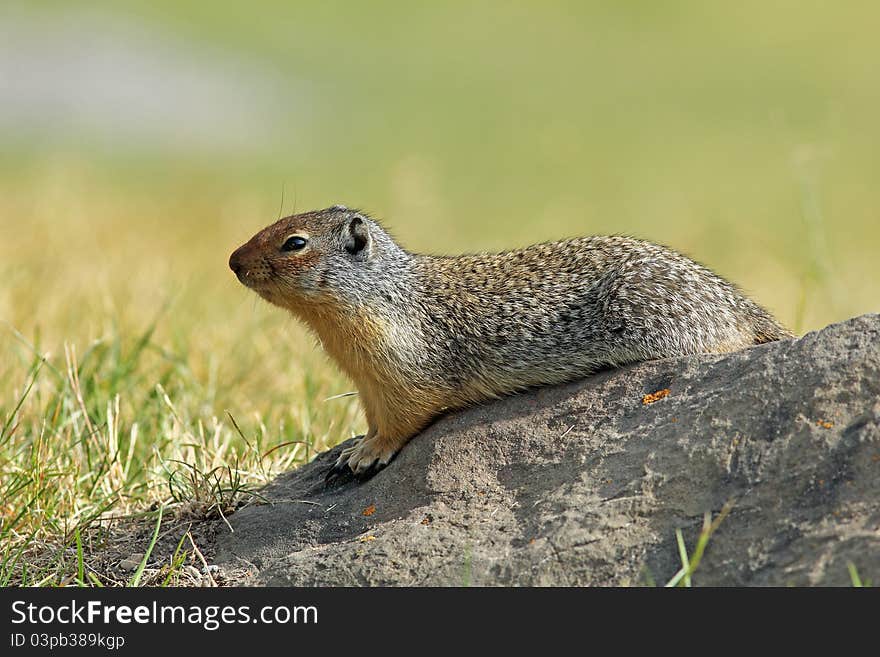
[{"xmin": 751, "ymin": 312, "xmax": 796, "ymax": 344}]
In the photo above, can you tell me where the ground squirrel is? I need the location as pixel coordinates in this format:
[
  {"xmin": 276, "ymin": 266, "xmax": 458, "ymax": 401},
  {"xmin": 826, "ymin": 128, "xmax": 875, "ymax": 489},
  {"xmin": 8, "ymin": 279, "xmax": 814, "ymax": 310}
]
[{"xmin": 229, "ymin": 205, "xmax": 793, "ymax": 477}]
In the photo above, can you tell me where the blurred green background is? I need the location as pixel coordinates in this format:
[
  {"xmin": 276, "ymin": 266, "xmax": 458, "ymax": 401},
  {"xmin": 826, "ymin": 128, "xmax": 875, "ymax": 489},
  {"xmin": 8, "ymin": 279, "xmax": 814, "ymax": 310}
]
[{"xmin": 2, "ymin": 0, "xmax": 879, "ymax": 396}]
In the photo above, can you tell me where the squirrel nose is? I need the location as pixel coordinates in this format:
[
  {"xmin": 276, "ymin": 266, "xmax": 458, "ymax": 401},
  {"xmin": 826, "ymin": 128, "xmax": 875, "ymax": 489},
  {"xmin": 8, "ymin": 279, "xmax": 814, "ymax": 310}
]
[{"xmin": 229, "ymin": 248, "xmax": 245, "ymax": 276}]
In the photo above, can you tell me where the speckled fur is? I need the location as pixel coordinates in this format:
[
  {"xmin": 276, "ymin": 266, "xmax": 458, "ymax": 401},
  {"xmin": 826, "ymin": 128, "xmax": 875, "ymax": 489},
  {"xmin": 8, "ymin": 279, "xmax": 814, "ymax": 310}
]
[{"xmin": 229, "ymin": 206, "xmax": 793, "ymax": 473}]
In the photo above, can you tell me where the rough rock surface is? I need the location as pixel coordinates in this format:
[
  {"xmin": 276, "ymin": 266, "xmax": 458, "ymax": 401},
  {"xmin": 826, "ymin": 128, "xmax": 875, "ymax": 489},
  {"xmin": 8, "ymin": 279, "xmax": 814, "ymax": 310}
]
[{"xmin": 215, "ymin": 315, "xmax": 880, "ymax": 586}]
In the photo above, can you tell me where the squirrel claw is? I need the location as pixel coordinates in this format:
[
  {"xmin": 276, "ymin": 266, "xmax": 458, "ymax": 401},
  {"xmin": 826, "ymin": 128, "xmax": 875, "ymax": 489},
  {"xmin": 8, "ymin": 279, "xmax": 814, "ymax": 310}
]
[
  {"xmin": 324, "ymin": 460, "xmax": 355, "ymax": 486},
  {"xmin": 324, "ymin": 435, "xmax": 398, "ymax": 486},
  {"xmin": 323, "ymin": 459, "xmax": 386, "ymax": 487},
  {"xmin": 324, "ymin": 436, "xmax": 364, "ymax": 486}
]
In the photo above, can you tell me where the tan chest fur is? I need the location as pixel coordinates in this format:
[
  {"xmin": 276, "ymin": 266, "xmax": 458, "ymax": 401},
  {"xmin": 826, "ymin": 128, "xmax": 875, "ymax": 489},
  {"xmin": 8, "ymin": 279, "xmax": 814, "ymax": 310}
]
[{"xmin": 294, "ymin": 301, "xmax": 445, "ymax": 439}]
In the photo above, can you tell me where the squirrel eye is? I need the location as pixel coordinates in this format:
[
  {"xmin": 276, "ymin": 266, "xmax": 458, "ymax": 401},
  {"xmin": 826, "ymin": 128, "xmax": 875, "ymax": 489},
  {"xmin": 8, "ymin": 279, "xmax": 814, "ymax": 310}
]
[{"xmin": 281, "ymin": 235, "xmax": 308, "ymax": 252}]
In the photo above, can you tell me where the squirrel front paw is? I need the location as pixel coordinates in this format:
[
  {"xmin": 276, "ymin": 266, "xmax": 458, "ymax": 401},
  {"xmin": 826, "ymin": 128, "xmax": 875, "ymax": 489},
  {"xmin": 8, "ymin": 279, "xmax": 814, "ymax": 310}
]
[
  {"xmin": 342, "ymin": 434, "xmax": 398, "ymax": 473},
  {"xmin": 324, "ymin": 434, "xmax": 398, "ymax": 484}
]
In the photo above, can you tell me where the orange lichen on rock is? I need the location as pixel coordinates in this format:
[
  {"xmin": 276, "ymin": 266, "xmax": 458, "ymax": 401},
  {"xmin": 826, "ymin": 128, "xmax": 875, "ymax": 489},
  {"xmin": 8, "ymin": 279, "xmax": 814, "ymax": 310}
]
[
  {"xmin": 642, "ymin": 388, "xmax": 671, "ymax": 405},
  {"xmin": 816, "ymin": 420, "xmax": 834, "ymax": 429},
  {"xmin": 363, "ymin": 504, "xmax": 376, "ymax": 516}
]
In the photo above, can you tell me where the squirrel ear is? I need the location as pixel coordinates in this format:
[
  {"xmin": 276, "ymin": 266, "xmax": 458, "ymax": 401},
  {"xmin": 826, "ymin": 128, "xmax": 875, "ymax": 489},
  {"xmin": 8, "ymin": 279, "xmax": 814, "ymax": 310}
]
[{"xmin": 344, "ymin": 216, "xmax": 371, "ymax": 259}]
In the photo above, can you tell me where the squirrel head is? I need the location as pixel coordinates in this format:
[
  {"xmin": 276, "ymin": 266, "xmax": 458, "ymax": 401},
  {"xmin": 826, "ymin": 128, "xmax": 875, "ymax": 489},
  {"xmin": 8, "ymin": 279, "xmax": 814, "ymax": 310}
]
[{"xmin": 229, "ymin": 205, "xmax": 400, "ymax": 312}]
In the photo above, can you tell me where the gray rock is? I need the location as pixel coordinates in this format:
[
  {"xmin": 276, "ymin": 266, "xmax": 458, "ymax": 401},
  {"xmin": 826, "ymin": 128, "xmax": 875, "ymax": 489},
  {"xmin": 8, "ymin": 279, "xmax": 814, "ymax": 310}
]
[{"xmin": 215, "ymin": 314, "xmax": 880, "ymax": 586}]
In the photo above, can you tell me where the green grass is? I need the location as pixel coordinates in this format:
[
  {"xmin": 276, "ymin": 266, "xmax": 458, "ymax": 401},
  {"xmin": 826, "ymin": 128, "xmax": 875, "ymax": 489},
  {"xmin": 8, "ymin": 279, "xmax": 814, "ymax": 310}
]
[
  {"xmin": 0, "ymin": 313, "xmax": 360, "ymax": 585},
  {"xmin": 665, "ymin": 502, "xmax": 733, "ymax": 588},
  {"xmin": 128, "ymin": 506, "xmax": 163, "ymax": 587},
  {"xmin": 1, "ymin": 1, "xmax": 878, "ymax": 586},
  {"xmin": 848, "ymin": 563, "xmax": 871, "ymax": 588}
]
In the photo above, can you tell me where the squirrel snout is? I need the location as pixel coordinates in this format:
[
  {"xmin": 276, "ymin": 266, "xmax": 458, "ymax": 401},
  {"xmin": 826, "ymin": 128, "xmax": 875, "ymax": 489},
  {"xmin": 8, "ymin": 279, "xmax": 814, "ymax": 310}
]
[
  {"xmin": 229, "ymin": 243, "xmax": 271, "ymax": 288},
  {"xmin": 229, "ymin": 247, "xmax": 246, "ymax": 278},
  {"xmin": 229, "ymin": 246, "xmax": 248, "ymax": 283}
]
